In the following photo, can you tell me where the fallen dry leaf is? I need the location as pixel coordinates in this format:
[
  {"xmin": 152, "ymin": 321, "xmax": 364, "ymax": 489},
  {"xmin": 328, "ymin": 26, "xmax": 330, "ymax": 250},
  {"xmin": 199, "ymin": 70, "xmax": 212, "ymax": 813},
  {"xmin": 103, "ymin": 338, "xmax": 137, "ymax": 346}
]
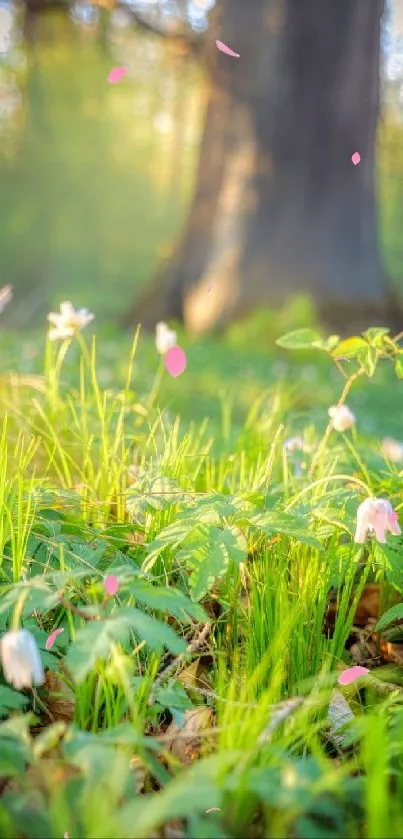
[
  {"xmin": 327, "ymin": 689, "xmax": 355, "ymax": 752},
  {"xmin": 129, "ymin": 756, "xmax": 147, "ymax": 794},
  {"xmin": 163, "ymin": 707, "xmax": 215, "ymax": 764},
  {"xmin": 44, "ymin": 669, "xmax": 75, "ymax": 723}
]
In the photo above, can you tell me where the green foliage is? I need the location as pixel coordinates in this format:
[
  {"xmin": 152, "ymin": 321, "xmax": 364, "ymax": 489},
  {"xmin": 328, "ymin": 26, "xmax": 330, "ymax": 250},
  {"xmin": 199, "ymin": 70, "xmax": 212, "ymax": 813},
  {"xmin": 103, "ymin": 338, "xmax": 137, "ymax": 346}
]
[
  {"xmin": 276, "ymin": 328, "xmax": 323, "ymax": 350},
  {"xmin": 2, "ymin": 321, "xmax": 403, "ymax": 838}
]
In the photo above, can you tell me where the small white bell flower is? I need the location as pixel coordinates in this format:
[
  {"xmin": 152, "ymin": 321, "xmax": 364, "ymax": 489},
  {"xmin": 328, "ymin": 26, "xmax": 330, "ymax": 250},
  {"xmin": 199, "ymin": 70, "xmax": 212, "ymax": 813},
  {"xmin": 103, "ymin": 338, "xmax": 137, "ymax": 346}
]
[
  {"xmin": 354, "ymin": 497, "xmax": 401, "ymax": 544},
  {"xmin": 381, "ymin": 437, "xmax": 403, "ymax": 464},
  {"xmin": 155, "ymin": 322, "xmax": 177, "ymax": 355},
  {"xmin": 328, "ymin": 404, "xmax": 356, "ymax": 432},
  {"xmin": 283, "ymin": 436, "xmax": 304, "ymax": 454},
  {"xmin": 47, "ymin": 301, "xmax": 94, "ymax": 341},
  {"xmin": 0, "ymin": 629, "xmax": 45, "ymax": 690},
  {"xmin": 0, "ymin": 284, "xmax": 12, "ymax": 314}
]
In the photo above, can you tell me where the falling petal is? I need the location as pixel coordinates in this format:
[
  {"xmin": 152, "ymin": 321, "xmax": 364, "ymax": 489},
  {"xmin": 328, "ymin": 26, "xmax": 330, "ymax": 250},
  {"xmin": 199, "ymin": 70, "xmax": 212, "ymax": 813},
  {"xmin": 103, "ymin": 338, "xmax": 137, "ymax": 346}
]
[
  {"xmin": 108, "ymin": 67, "xmax": 128, "ymax": 84},
  {"xmin": 215, "ymin": 40, "xmax": 240, "ymax": 58},
  {"xmin": 164, "ymin": 345, "xmax": 187, "ymax": 378},
  {"xmin": 338, "ymin": 665, "xmax": 370, "ymax": 686},
  {"xmin": 45, "ymin": 628, "xmax": 65, "ymax": 651},
  {"xmin": 351, "ymin": 152, "xmax": 361, "ymax": 166},
  {"xmin": 104, "ymin": 575, "xmax": 119, "ymax": 596}
]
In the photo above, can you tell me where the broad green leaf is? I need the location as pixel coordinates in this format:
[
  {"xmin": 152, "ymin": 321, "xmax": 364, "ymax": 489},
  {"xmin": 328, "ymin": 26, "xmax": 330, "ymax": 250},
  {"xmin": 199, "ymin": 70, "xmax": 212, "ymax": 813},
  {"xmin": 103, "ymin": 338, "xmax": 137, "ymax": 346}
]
[
  {"xmin": 375, "ymin": 602, "xmax": 403, "ymax": 633},
  {"xmin": 184, "ymin": 526, "xmax": 247, "ymax": 601},
  {"xmin": 0, "ymin": 578, "xmax": 60, "ymax": 618},
  {"xmin": 331, "ymin": 337, "xmax": 368, "ymax": 359},
  {"xmin": 0, "ymin": 736, "xmax": 29, "ymax": 776},
  {"xmin": 155, "ymin": 683, "xmax": 194, "ymax": 712},
  {"xmin": 395, "ymin": 357, "xmax": 403, "ymax": 379},
  {"xmin": 0, "ymin": 685, "xmax": 29, "ymax": 718},
  {"xmin": 118, "ymin": 607, "xmax": 186, "ymax": 656},
  {"xmin": 374, "ymin": 543, "xmax": 403, "ymax": 591},
  {"xmin": 65, "ymin": 618, "xmax": 131, "ymax": 682},
  {"xmin": 362, "ymin": 327, "xmax": 390, "ymax": 347},
  {"xmin": 66, "ymin": 609, "xmax": 186, "ymax": 682},
  {"xmin": 65, "ymin": 540, "xmax": 108, "ymax": 568},
  {"xmin": 276, "ymin": 329, "xmax": 322, "ymax": 350},
  {"xmin": 129, "ymin": 581, "xmax": 207, "ymax": 623},
  {"xmin": 183, "ymin": 493, "xmax": 240, "ymax": 521},
  {"xmin": 126, "ymin": 476, "xmax": 190, "ymax": 520},
  {"xmin": 357, "ymin": 346, "xmax": 377, "ymax": 377},
  {"xmin": 143, "ymin": 518, "xmax": 203, "ymax": 573},
  {"xmin": 236, "ymin": 511, "xmax": 323, "ymax": 550},
  {"xmin": 33, "ymin": 722, "xmax": 67, "ymax": 759},
  {"xmin": 313, "ymin": 334, "xmax": 340, "ymax": 353}
]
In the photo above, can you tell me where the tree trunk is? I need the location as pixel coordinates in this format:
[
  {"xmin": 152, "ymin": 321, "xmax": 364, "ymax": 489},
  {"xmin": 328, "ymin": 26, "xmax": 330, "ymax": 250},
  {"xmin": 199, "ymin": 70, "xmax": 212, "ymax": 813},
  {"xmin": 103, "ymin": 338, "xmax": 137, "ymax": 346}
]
[{"xmin": 127, "ymin": 0, "xmax": 394, "ymax": 335}]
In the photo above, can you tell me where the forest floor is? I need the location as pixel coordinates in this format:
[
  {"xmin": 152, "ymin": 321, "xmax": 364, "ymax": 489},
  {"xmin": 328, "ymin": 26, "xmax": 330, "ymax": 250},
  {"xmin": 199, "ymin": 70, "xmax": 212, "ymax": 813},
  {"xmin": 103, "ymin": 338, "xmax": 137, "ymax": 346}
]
[{"xmin": 1, "ymin": 302, "xmax": 403, "ymax": 838}]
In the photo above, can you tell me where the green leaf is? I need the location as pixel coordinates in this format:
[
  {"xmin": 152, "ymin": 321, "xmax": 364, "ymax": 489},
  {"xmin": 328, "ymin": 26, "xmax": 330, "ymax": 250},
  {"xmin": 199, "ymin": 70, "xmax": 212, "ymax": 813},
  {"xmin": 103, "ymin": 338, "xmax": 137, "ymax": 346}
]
[
  {"xmin": 118, "ymin": 607, "xmax": 186, "ymax": 656},
  {"xmin": 66, "ymin": 540, "xmax": 108, "ymax": 569},
  {"xmin": 184, "ymin": 526, "xmax": 247, "ymax": 601},
  {"xmin": 129, "ymin": 582, "xmax": 207, "ymax": 623},
  {"xmin": 183, "ymin": 493, "xmax": 241, "ymax": 521},
  {"xmin": 276, "ymin": 329, "xmax": 322, "ymax": 350},
  {"xmin": 331, "ymin": 337, "xmax": 368, "ymax": 359},
  {"xmin": 33, "ymin": 722, "xmax": 66, "ymax": 759},
  {"xmin": 0, "ymin": 685, "xmax": 30, "ymax": 718},
  {"xmin": 0, "ymin": 736, "xmax": 30, "ymax": 776},
  {"xmin": 312, "ymin": 334, "xmax": 340, "ymax": 353},
  {"xmin": 237, "ymin": 511, "xmax": 323, "ymax": 550},
  {"xmin": 357, "ymin": 346, "xmax": 377, "ymax": 377},
  {"xmin": 155, "ymin": 683, "xmax": 194, "ymax": 713},
  {"xmin": 126, "ymin": 476, "xmax": 190, "ymax": 521},
  {"xmin": 66, "ymin": 609, "xmax": 186, "ymax": 682},
  {"xmin": 0, "ymin": 578, "xmax": 60, "ymax": 618},
  {"xmin": 65, "ymin": 618, "xmax": 131, "ymax": 682},
  {"xmin": 362, "ymin": 327, "xmax": 390, "ymax": 347},
  {"xmin": 395, "ymin": 357, "xmax": 403, "ymax": 379},
  {"xmin": 374, "ymin": 543, "xmax": 403, "ymax": 591},
  {"xmin": 375, "ymin": 603, "xmax": 403, "ymax": 633}
]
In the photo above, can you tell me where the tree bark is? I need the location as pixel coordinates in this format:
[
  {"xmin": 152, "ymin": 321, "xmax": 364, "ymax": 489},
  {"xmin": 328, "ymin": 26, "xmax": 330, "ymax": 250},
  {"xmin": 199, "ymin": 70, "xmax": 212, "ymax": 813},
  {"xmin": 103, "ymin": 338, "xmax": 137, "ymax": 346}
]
[{"xmin": 127, "ymin": 0, "xmax": 394, "ymax": 335}]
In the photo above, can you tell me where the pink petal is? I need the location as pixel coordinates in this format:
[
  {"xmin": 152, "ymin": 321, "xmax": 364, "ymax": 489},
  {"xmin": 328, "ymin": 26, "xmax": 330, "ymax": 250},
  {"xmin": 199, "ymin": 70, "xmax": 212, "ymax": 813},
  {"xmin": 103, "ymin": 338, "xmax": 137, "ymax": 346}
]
[
  {"xmin": 164, "ymin": 345, "xmax": 187, "ymax": 378},
  {"xmin": 215, "ymin": 40, "xmax": 240, "ymax": 58},
  {"xmin": 104, "ymin": 574, "xmax": 119, "ymax": 596},
  {"xmin": 389, "ymin": 510, "xmax": 401, "ymax": 535},
  {"xmin": 108, "ymin": 67, "xmax": 128, "ymax": 84},
  {"xmin": 351, "ymin": 152, "xmax": 361, "ymax": 166},
  {"xmin": 45, "ymin": 628, "xmax": 64, "ymax": 651},
  {"xmin": 338, "ymin": 665, "xmax": 370, "ymax": 686}
]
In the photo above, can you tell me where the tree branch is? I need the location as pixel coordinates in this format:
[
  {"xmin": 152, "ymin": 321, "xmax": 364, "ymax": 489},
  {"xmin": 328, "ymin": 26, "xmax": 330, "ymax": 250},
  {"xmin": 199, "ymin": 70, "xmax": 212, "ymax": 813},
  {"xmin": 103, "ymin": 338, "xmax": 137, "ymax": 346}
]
[{"xmin": 116, "ymin": 3, "xmax": 204, "ymax": 55}]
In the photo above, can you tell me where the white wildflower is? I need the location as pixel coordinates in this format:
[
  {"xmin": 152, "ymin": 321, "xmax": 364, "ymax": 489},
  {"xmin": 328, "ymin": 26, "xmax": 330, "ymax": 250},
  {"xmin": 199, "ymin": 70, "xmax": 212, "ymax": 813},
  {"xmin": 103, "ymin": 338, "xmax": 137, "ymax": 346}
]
[
  {"xmin": 0, "ymin": 284, "xmax": 12, "ymax": 313},
  {"xmin": 47, "ymin": 301, "xmax": 94, "ymax": 341},
  {"xmin": 381, "ymin": 437, "xmax": 403, "ymax": 464},
  {"xmin": 0, "ymin": 629, "xmax": 45, "ymax": 690},
  {"xmin": 155, "ymin": 322, "xmax": 177, "ymax": 355},
  {"xmin": 328, "ymin": 404, "xmax": 356, "ymax": 432},
  {"xmin": 283, "ymin": 436, "xmax": 304, "ymax": 454},
  {"xmin": 354, "ymin": 497, "xmax": 401, "ymax": 544}
]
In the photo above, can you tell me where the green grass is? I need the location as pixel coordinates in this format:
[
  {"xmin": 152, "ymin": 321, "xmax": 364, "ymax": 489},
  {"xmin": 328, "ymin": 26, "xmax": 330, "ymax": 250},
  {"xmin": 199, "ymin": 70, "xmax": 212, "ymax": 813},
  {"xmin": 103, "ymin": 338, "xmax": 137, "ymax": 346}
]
[{"xmin": 1, "ymin": 308, "xmax": 403, "ymax": 837}]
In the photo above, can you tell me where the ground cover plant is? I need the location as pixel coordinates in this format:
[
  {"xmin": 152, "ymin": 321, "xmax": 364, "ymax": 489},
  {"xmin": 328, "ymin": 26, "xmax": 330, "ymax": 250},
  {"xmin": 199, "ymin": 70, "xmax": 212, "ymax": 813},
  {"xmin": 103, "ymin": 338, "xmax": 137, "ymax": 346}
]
[{"xmin": 2, "ymin": 298, "xmax": 403, "ymax": 838}]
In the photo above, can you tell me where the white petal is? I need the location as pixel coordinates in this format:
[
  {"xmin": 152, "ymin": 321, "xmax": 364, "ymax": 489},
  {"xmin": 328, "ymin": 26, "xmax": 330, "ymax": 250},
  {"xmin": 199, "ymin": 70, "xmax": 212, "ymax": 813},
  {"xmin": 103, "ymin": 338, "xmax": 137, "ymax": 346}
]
[
  {"xmin": 0, "ymin": 629, "xmax": 44, "ymax": 690},
  {"xmin": 47, "ymin": 312, "xmax": 64, "ymax": 326},
  {"xmin": 60, "ymin": 302, "xmax": 76, "ymax": 318},
  {"xmin": 354, "ymin": 498, "xmax": 373, "ymax": 543}
]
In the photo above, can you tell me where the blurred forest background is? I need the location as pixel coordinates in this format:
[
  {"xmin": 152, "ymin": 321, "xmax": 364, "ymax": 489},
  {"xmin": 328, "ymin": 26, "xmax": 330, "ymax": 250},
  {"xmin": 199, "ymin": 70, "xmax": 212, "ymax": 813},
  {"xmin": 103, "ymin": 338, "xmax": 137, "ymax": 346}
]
[{"xmin": 1, "ymin": 0, "xmax": 403, "ymax": 332}]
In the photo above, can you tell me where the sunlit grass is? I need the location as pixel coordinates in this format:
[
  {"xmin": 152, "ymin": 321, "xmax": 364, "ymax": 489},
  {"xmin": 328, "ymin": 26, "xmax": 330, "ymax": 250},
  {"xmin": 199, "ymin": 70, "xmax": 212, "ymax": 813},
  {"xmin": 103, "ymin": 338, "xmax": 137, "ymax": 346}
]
[{"xmin": 1, "ymin": 314, "xmax": 403, "ymax": 837}]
